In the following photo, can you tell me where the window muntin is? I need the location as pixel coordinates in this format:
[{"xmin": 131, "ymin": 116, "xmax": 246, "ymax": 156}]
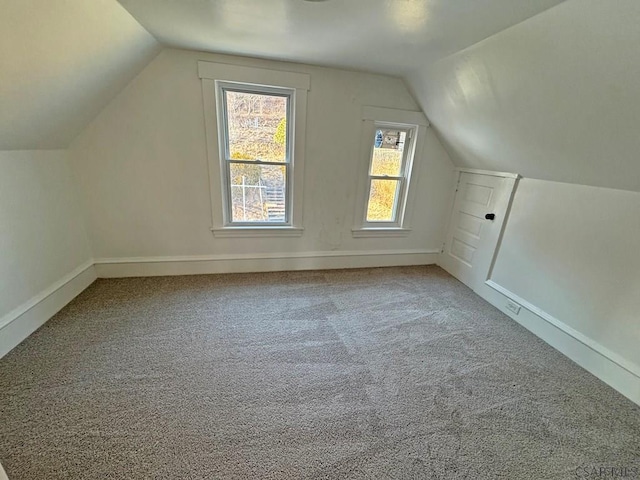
[
  {"xmin": 218, "ymin": 83, "xmax": 294, "ymax": 225},
  {"xmin": 364, "ymin": 126, "xmax": 414, "ymax": 224}
]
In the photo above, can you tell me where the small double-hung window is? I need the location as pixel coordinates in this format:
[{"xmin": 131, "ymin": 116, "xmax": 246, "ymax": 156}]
[
  {"xmin": 218, "ymin": 83, "xmax": 292, "ymax": 225},
  {"xmin": 352, "ymin": 107, "xmax": 428, "ymax": 237},
  {"xmin": 199, "ymin": 61, "xmax": 309, "ymax": 237},
  {"xmin": 365, "ymin": 127, "xmax": 414, "ymax": 224}
]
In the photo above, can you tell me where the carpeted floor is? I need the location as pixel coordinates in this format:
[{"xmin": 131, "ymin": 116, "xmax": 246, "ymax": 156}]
[{"xmin": 1, "ymin": 266, "xmax": 638, "ymax": 479}]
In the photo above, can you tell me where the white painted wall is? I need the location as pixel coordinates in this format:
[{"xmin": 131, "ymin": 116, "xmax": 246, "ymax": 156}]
[
  {"xmin": 69, "ymin": 49, "xmax": 455, "ymax": 263},
  {"xmin": 404, "ymin": 0, "xmax": 640, "ymax": 397},
  {"xmin": 0, "ymin": 0, "xmax": 161, "ymax": 150},
  {"xmin": 0, "ymin": 150, "xmax": 94, "ymax": 354},
  {"xmin": 0, "ymin": 151, "xmax": 92, "ymax": 315},
  {"xmin": 490, "ymin": 179, "xmax": 640, "ymax": 371},
  {"xmin": 407, "ymin": 0, "xmax": 640, "ymax": 192}
]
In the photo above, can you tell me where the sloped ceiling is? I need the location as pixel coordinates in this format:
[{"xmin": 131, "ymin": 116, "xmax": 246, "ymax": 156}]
[
  {"xmin": 6, "ymin": 0, "xmax": 640, "ymax": 193},
  {"xmin": 0, "ymin": 0, "xmax": 161, "ymax": 150},
  {"xmin": 116, "ymin": 0, "xmax": 563, "ymax": 75},
  {"xmin": 2, "ymin": 0, "xmax": 565, "ymax": 151},
  {"xmin": 406, "ymin": 0, "xmax": 640, "ymax": 192}
]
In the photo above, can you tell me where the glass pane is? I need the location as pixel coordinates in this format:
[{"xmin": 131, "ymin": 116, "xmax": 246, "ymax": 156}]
[
  {"xmin": 230, "ymin": 163, "xmax": 287, "ymax": 223},
  {"xmin": 225, "ymin": 90, "xmax": 288, "ymax": 162},
  {"xmin": 366, "ymin": 179, "xmax": 399, "ymax": 222},
  {"xmin": 370, "ymin": 130, "xmax": 406, "ymax": 176}
]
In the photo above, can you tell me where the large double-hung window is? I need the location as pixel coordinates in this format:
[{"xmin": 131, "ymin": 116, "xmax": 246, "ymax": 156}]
[
  {"xmin": 199, "ymin": 62, "xmax": 309, "ymax": 237},
  {"xmin": 218, "ymin": 83, "xmax": 293, "ymax": 225}
]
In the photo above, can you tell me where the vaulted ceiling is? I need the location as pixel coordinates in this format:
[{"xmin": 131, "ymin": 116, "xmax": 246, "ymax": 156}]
[
  {"xmin": 1, "ymin": 0, "xmax": 564, "ymax": 151},
  {"xmin": 4, "ymin": 0, "xmax": 640, "ymax": 192},
  {"xmin": 0, "ymin": 0, "xmax": 160, "ymax": 150},
  {"xmin": 407, "ymin": 0, "xmax": 640, "ymax": 192}
]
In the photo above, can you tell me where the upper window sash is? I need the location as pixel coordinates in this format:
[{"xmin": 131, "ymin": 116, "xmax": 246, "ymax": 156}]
[
  {"xmin": 217, "ymin": 82, "xmax": 295, "ymax": 165},
  {"xmin": 367, "ymin": 126, "xmax": 413, "ymax": 178}
]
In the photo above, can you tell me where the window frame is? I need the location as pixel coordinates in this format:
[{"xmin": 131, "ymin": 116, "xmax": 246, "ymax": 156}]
[
  {"xmin": 217, "ymin": 82, "xmax": 294, "ymax": 227},
  {"xmin": 199, "ymin": 61, "xmax": 309, "ymax": 238},
  {"xmin": 352, "ymin": 106, "xmax": 429, "ymax": 237},
  {"xmin": 363, "ymin": 124, "xmax": 415, "ymax": 226}
]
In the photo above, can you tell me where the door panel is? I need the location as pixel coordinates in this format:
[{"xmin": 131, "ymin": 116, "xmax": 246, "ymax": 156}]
[
  {"xmin": 450, "ymin": 237, "xmax": 476, "ymax": 266},
  {"xmin": 464, "ymin": 182, "xmax": 494, "ymax": 206},
  {"xmin": 457, "ymin": 211, "xmax": 483, "ymax": 237},
  {"xmin": 441, "ymin": 172, "xmax": 514, "ymax": 290}
]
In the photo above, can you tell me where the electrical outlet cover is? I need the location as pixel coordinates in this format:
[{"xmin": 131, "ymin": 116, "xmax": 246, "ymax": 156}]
[{"xmin": 506, "ymin": 301, "xmax": 521, "ymax": 315}]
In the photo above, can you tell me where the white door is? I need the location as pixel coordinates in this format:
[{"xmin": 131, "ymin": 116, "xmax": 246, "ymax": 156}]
[{"xmin": 441, "ymin": 171, "xmax": 517, "ymax": 291}]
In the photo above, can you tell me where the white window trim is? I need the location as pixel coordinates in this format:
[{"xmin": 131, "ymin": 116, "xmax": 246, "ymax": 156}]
[
  {"xmin": 352, "ymin": 106, "xmax": 429, "ymax": 237},
  {"xmin": 199, "ymin": 61, "xmax": 309, "ymax": 238}
]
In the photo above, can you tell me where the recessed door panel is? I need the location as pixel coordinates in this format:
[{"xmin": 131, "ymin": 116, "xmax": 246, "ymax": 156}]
[
  {"xmin": 464, "ymin": 183, "xmax": 493, "ymax": 206},
  {"xmin": 457, "ymin": 211, "xmax": 483, "ymax": 238},
  {"xmin": 450, "ymin": 238, "xmax": 476, "ymax": 266}
]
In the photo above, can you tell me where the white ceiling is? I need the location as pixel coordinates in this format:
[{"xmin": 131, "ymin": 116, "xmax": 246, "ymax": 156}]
[{"xmin": 116, "ymin": 0, "xmax": 565, "ymax": 75}]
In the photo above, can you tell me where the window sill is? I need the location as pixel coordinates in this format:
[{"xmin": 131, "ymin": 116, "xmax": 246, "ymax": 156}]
[
  {"xmin": 351, "ymin": 228, "xmax": 411, "ymax": 238},
  {"xmin": 211, "ymin": 227, "xmax": 304, "ymax": 238}
]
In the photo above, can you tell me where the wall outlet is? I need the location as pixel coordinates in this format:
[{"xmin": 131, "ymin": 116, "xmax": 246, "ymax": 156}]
[{"xmin": 505, "ymin": 300, "xmax": 521, "ymax": 315}]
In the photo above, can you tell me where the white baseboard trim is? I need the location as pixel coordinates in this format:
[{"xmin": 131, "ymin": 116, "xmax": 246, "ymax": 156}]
[
  {"xmin": 0, "ymin": 261, "xmax": 97, "ymax": 359},
  {"xmin": 94, "ymin": 249, "xmax": 440, "ymax": 278},
  {"xmin": 477, "ymin": 279, "xmax": 640, "ymax": 406}
]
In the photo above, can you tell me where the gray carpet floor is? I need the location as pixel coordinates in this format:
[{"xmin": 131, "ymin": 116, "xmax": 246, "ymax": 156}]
[{"xmin": 1, "ymin": 266, "xmax": 638, "ymax": 479}]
